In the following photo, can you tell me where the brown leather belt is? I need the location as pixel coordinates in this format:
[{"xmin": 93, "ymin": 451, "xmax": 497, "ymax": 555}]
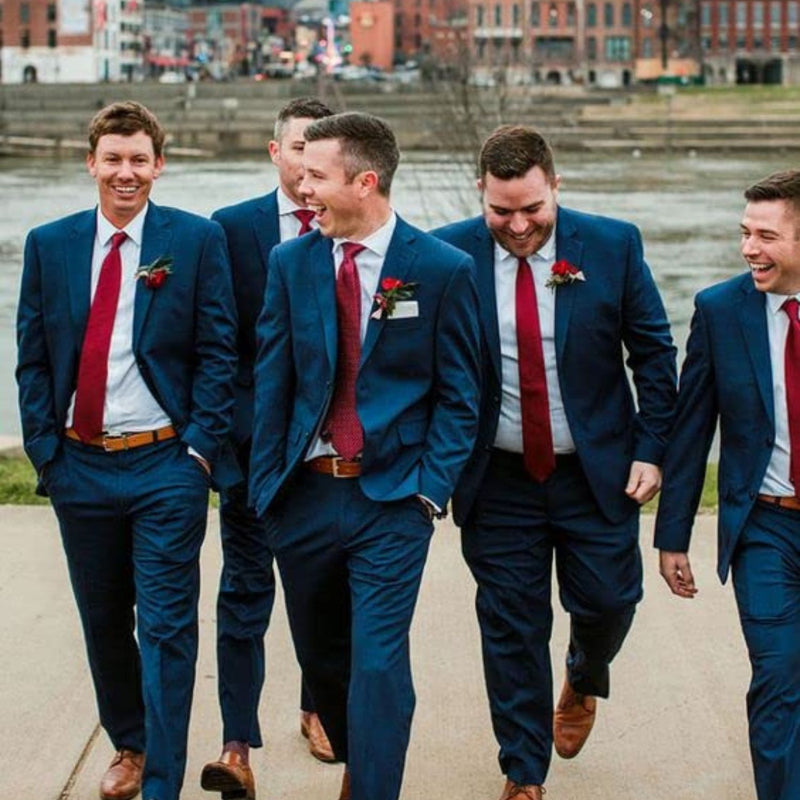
[
  {"xmin": 306, "ymin": 456, "xmax": 362, "ymax": 478},
  {"xmin": 757, "ymin": 493, "xmax": 800, "ymax": 512},
  {"xmin": 65, "ymin": 425, "xmax": 177, "ymax": 452}
]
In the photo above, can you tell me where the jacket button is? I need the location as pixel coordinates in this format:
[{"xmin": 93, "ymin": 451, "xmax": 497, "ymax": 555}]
[
  {"xmin": 766, "ymin": 438, "xmax": 773, "ymax": 447},
  {"xmin": 749, "ymin": 490, "xmax": 756, "ymax": 499}
]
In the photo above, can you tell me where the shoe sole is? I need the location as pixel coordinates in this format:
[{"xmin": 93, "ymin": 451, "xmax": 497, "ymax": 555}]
[{"xmin": 200, "ymin": 767, "xmax": 254, "ymax": 800}]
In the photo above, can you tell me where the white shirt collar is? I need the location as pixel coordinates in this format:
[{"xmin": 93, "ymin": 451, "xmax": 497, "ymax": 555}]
[
  {"xmin": 277, "ymin": 186, "xmax": 306, "ymax": 216},
  {"xmin": 96, "ymin": 202, "xmax": 148, "ymax": 248},
  {"xmin": 493, "ymin": 223, "xmax": 557, "ymax": 266},
  {"xmin": 766, "ymin": 291, "xmax": 800, "ymax": 315},
  {"xmin": 333, "ymin": 211, "xmax": 397, "ymax": 259}
]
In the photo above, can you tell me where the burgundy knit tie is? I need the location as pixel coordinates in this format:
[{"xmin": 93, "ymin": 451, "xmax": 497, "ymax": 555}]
[
  {"xmin": 293, "ymin": 209, "xmax": 315, "ymax": 235},
  {"xmin": 783, "ymin": 297, "xmax": 800, "ymax": 492},
  {"xmin": 516, "ymin": 257, "xmax": 555, "ymax": 481},
  {"xmin": 72, "ymin": 231, "xmax": 127, "ymax": 442},
  {"xmin": 324, "ymin": 243, "xmax": 366, "ymax": 460}
]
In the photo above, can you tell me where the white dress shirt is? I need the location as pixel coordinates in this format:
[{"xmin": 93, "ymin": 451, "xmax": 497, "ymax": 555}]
[
  {"xmin": 66, "ymin": 204, "xmax": 171, "ymax": 434},
  {"xmin": 759, "ymin": 291, "xmax": 800, "ymax": 496},
  {"xmin": 277, "ymin": 187, "xmax": 317, "ymax": 242},
  {"xmin": 492, "ymin": 228, "xmax": 575, "ymax": 454},
  {"xmin": 306, "ymin": 212, "xmax": 397, "ymax": 459}
]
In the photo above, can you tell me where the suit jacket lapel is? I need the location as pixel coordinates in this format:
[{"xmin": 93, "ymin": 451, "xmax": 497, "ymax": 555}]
[
  {"xmin": 739, "ymin": 281, "xmax": 774, "ymax": 427},
  {"xmin": 360, "ymin": 218, "xmax": 417, "ymax": 368},
  {"xmin": 553, "ymin": 208, "xmax": 584, "ymax": 364},
  {"xmin": 66, "ymin": 210, "xmax": 97, "ymax": 345},
  {"xmin": 133, "ymin": 203, "xmax": 173, "ymax": 352},
  {"xmin": 310, "ymin": 235, "xmax": 337, "ymax": 371},
  {"xmin": 254, "ymin": 190, "xmax": 281, "ymax": 272},
  {"xmin": 474, "ymin": 224, "xmax": 502, "ymax": 384}
]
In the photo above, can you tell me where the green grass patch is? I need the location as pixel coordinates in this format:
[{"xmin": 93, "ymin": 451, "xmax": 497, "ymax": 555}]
[
  {"xmin": 0, "ymin": 450, "xmax": 49, "ymax": 505},
  {"xmin": 643, "ymin": 461, "xmax": 718, "ymax": 514}
]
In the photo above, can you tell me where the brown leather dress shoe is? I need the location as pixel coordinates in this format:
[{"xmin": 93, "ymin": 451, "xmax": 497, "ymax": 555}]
[
  {"xmin": 338, "ymin": 768, "xmax": 351, "ymax": 800},
  {"xmin": 498, "ymin": 779, "xmax": 545, "ymax": 800},
  {"xmin": 200, "ymin": 742, "xmax": 255, "ymax": 800},
  {"xmin": 300, "ymin": 710, "xmax": 336, "ymax": 762},
  {"xmin": 553, "ymin": 677, "xmax": 597, "ymax": 759},
  {"xmin": 100, "ymin": 749, "xmax": 145, "ymax": 800}
]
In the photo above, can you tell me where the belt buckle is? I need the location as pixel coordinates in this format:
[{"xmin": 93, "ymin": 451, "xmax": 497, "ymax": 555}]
[
  {"xmin": 331, "ymin": 456, "xmax": 346, "ymax": 478},
  {"xmin": 102, "ymin": 433, "xmax": 127, "ymax": 452}
]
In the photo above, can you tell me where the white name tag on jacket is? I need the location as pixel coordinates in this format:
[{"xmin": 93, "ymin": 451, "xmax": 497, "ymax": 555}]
[{"xmin": 390, "ymin": 301, "xmax": 418, "ymax": 319}]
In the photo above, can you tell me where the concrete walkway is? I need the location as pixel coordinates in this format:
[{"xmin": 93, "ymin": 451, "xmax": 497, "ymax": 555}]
[{"xmin": 0, "ymin": 505, "xmax": 755, "ymax": 800}]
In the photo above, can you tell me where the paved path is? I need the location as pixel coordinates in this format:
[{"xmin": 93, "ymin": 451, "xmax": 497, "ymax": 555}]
[{"xmin": 0, "ymin": 506, "xmax": 755, "ymax": 800}]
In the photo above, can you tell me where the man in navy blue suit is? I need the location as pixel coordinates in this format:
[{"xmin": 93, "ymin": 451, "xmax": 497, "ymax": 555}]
[
  {"xmin": 656, "ymin": 170, "xmax": 800, "ymax": 800},
  {"xmin": 433, "ymin": 125, "xmax": 677, "ymax": 800},
  {"xmin": 16, "ymin": 102, "xmax": 237, "ymax": 800},
  {"xmin": 249, "ymin": 112, "xmax": 481, "ymax": 800},
  {"xmin": 200, "ymin": 97, "xmax": 335, "ymax": 800}
]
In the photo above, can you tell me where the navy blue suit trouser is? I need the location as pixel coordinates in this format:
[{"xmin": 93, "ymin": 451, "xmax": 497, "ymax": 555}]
[
  {"xmin": 461, "ymin": 450, "xmax": 642, "ymax": 785},
  {"xmin": 217, "ymin": 437, "xmax": 316, "ymax": 746},
  {"xmin": 732, "ymin": 502, "xmax": 800, "ymax": 800},
  {"xmin": 268, "ymin": 469, "xmax": 433, "ymax": 800},
  {"xmin": 45, "ymin": 436, "xmax": 209, "ymax": 800}
]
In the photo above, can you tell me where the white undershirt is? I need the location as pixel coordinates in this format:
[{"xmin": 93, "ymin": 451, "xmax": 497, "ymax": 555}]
[{"xmin": 277, "ymin": 187, "xmax": 318, "ymax": 242}]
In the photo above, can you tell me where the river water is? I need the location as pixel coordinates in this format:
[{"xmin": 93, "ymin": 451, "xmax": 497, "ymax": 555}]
[{"xmin": 0, "ymin": 151, "xmax": 788, "ymax": 437}]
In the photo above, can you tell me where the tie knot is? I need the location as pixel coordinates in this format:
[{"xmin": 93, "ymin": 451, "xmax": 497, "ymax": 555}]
[
  {"xmin": 293, "ymin": 209, "xmax": 315, "ymax": 234},
  {"xmin": 110, "ymin": 231, "xmax": 127, "ymax": 250},
  {"xmin": 342, "ymin": 242, "xmax": 366, "ymax": 262},
  {"xmin": 783, "ymin": 298, "xmax": 800, "ymax": 320}
]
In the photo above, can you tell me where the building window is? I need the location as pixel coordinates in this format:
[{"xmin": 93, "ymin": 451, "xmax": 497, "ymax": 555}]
[
  {"xmin": 770, "ymin": 34, "xmax": 780, "ymax": 50},
  {"xmin": 20, "ymin": 2, "xmax": 29, "ymax": 23},
  {"xmin": 701, "ymin": 2, "xmax": 711, "ymax": 26},
  {"xmin": 604, "ymin": 2, "xmax": 614, "ymax": 26},
  {"xmin": 21, "ymin": 28, "xmax": 30, "ymax": 47},
  {"xmin": 531, "ymin": 1, "xmax": 540, "ymax": 25},
  {"xmin": 494, "ymin": 3, "xmax": 502, "ymax": 25},
  {"xmin": 770, "ymin": 3, "xmax": 781, "ymax": 24},
  {"xmin": 476, "ymin": 5, "xmax": 484, "ymax": 26},
  {"xmin": 513, "ymin": 3, "xmax": 520, "ymax": 25},
  {"xmin": 605, "ymin": 34, "xmax": 630, "ymax": 59},
  {"xmin": 47, "ymin": 3, "xmax": 56, "ymax": 22},
  {"xmin": 587, "ymin": 34, "xmax": 597, "ymax": 58},
  {"xmin": 548, "ymin": 2, "xmax": 558, "ymax": 26},
  {"xmin": 736, "ymin": 34, "xmax": 746, "ymax": 47},
  {"xmin": 718, "ymin": 3, "xmax": 729, "ymax": 25},
  {"xmin": 753, "ymin": 1, "xmax": 763, "ymax": 26},
  {"xmin": 587, "ymin": 2, "xmax": 596, "ymax": 26},
  {"xmin": 642, "ymin": 36, "xmax": 652, "ymax": 56},
  {"xmin": 753, "ymin": 34, "xmax": 763, "ymax": 47},
  {"xmin": 622, "ymin": 2, "xmax": 632, "ymax": 25},
  {"xmin": 736, "ymin": 1, "xmax": 746, "ymax": 27},
  {"xmin": 718, "ymin": 33, "xmax": 728, "ymax": 49},
  {"xmin": 790, "ymin": 34, "xmax": 798, "ymax": 48},
  {"xmin": 567, "ymin": 2, "xmax": 575, "ymax": 24},
  {"xmin": 640, "ymin": 3, "xmax": 653, "ymax": 26},
  {"xmin": 790, "ymin": 2, "xmax": 799, "ymax": 24},
  {"xmin": 48, "ymin": 28, "xmax": 56, "ymax": 47},
  {"xmin": 701, "ymin": 34, "xmax": 711, "ymax": 50}
]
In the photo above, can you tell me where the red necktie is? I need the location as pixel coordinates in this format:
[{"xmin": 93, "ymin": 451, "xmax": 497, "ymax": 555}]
[
  {"xmin": 324, "ymin": 242, "xmax": 366, "ymax": 460},
  {"xmin": 516, "ymin": 257, "xmax": 555, "ymax": 481},
  {"xmin": 293, "ymin": 209, "xmax": 315, "ymax": 236},
  {"xmin": 72, "ymin": 231, "xmax": 127, "ymax": 442},
  {"xmin": 783, "ymin": 298, "xmax": 800, "ymax": 492}
]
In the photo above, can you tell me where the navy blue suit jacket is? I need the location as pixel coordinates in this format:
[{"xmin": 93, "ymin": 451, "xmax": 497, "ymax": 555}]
[
  {"xmin": 655, "ymin": 273, "xmax": 775, "ymax": 582},
  {"xmin": 433, "ymin": 208, "xmax": 677, "ymax": 526},
  {"xmin": 212, "ymin": 190, "xmax": 279, "ymax": 446},
  {"xmin": 249, "ymin": 216, "xmax": 482, "ymax": 518},
  {"xmin": 16, "ymin": 202, "xmax": 239, "ymax": 489}
]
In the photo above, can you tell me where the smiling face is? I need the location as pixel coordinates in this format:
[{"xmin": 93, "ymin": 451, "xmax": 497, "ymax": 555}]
[
  {"xmin": 87, "ymin": 130, "xmax": 163, "ymax": 229},
  {"xmin": 740, "ymin": 199, "xmax": 800, "ymax": 295},
  {"xmin": 269, "ymin": 115, "xmax": 316, "ymax": 207},
  {"xmin": 299, "ymin": 138, "xmax": 378, "ymax": 240},
  {"xmin": 479, "ymin": 166, "xmax": 560, "ymax": 258}
]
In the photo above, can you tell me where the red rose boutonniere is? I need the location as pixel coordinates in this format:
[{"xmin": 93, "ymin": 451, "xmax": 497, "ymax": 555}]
[
  {"xmin": 371, "ymin": 277, "xmax": 418, "ymax": 320},
  {"xmin": 135, "ymin": 255, "xmax": 173, "ymax": 289},
  {"xmin": 545, "ymin": 259, "xmax": 586, "ymax": 289}
]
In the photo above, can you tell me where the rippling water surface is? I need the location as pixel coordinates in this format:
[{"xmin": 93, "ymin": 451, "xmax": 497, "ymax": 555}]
[{"xmin": 0, "ymin": 151, "xmax": 788, "ymax": 436}]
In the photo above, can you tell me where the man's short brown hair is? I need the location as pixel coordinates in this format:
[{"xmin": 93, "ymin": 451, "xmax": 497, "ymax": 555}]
[
  {"xmin": 745, "ymin": 170, "xmax": 800, "ymax": 215},
  {"xmin": 479, "ymin": 125, "xmax": 556, "ymax": 182},
  {"xmin": 273, "ymin": 97, "xmax": 334, "ymax": 141},
  {"xmin": 88, "ymin": 101, "xmax": 166, "ymax": 158},
  {"xmin": 303, "ymin": 112, "xmax": 399, "ymax": 197}
]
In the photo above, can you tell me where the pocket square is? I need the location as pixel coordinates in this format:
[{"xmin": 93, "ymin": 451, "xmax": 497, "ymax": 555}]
[{"xmin": 389, "ymin": 301, "xmax": 418, "ymax": 319}]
